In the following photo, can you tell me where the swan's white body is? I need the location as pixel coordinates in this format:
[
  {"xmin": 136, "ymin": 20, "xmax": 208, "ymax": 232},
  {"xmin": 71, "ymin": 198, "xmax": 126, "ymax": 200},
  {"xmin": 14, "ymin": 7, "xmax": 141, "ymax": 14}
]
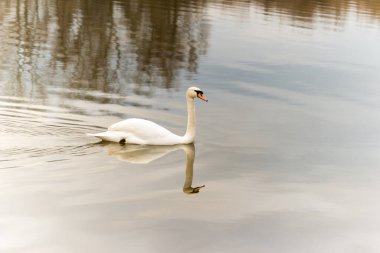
[
  {"xmin": 87, "ymin": 87, "xmax": 207, "ymax": 145},
  {"xmin": 88, "ymin": 118, "xmax": 185, "ymax": 145}
]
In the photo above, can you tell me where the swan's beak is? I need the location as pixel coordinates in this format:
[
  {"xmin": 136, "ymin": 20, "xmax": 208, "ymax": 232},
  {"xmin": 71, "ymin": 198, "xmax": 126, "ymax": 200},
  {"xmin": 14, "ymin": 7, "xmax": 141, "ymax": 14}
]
[{"xmin": 197, "ymin": 93, "xmax": 208, "ymax": 102}]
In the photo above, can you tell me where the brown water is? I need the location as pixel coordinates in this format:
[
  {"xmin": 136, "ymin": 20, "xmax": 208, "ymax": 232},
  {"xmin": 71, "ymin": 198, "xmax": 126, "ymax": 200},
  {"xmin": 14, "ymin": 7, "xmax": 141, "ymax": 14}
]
[{"xmin": 1, "ymin": 0, "xmax": 380, "ymax": 252}]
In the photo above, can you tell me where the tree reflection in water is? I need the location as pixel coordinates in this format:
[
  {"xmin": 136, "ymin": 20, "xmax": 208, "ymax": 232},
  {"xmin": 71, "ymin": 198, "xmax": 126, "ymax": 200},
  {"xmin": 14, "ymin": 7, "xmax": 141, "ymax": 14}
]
[
  {"xmin": 0, "ymin": 0, "xmax": 210, "ymax": 98},
  {"xmin": 0, "ymin": 0, "xmax": 380, "ymax": 98}
]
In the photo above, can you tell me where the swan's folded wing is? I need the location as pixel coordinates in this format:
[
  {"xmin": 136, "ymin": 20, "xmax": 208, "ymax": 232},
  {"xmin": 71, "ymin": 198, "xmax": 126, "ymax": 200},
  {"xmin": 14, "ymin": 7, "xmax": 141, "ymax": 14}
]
[{"xmin": 109, "ymin": 118, "xmax": 176, "ymax": 138}]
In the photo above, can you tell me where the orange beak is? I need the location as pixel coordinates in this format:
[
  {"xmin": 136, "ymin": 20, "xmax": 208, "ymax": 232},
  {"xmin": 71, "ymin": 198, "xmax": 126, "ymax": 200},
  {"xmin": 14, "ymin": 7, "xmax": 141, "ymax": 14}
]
[{"xmin": 197, "ymin": 93, "xmax": 208, "ymax": 102}]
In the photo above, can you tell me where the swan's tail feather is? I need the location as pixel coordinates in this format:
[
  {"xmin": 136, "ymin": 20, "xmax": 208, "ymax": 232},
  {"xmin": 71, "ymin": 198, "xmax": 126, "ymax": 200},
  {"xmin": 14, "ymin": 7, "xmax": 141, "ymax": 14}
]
[{"xmin": 86, "ymin": 131, "xmax": 126, "ymax": 143}]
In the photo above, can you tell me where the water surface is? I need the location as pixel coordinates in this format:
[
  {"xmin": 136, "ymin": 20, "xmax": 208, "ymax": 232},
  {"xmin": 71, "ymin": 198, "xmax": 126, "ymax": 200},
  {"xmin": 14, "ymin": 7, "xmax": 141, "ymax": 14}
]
[{"xmin": 1, "ymin": 0, "xmax": 380, "ymax": 252}]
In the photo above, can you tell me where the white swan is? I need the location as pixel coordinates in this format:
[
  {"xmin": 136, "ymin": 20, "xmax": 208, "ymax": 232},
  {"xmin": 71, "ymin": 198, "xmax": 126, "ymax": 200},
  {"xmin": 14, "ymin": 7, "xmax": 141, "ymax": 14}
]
[{"xmin": 87, "ymin": 87, "xmax": 208, "ymax": 145}]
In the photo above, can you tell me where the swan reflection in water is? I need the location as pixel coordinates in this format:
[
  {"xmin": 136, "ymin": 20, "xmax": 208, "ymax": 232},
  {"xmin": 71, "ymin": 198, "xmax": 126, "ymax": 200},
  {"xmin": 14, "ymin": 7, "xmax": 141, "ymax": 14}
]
[{"xmin": 100, "ymin": 143, "xmax": 205, "ymax": 194}]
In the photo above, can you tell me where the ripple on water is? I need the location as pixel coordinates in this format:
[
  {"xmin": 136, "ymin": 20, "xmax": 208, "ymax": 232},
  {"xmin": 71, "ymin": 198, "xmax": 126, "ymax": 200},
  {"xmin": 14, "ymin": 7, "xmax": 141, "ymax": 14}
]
[{"xmin": 0, "ymin": 96, "xmax": 104, "ymax": 169}]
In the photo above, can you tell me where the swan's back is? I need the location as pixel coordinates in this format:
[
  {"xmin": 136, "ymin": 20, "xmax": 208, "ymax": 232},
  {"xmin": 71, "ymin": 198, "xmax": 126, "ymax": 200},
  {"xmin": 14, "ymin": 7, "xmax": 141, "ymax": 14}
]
[{"xmin": 108, "ymin": 118, "xmax": 182, "ymax": 145}]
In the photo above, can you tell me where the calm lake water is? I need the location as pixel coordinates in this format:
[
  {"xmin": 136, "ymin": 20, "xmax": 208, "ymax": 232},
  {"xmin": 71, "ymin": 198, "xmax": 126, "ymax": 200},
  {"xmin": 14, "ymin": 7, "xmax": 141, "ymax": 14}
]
[{"xmin": 1, "ymin": 0, "xmax": 380, "ymax": 252}]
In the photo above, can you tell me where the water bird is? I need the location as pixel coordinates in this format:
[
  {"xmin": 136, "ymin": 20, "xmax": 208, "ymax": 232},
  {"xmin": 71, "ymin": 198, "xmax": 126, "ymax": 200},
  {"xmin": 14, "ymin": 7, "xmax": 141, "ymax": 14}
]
[{"xmin": 87, "ymin": 87, "xmax": 208, "ymax": 145}]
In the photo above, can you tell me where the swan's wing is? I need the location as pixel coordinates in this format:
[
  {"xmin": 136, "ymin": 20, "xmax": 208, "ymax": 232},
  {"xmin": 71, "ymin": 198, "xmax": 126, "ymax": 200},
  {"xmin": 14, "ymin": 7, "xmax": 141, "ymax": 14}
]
[
  {"xmin": 108, "ymin": 118, "xmax": 181, "ymax": 144},
  {"xmin": 108, "ymin": 118, "xmax": 174, "ymax": 136}
]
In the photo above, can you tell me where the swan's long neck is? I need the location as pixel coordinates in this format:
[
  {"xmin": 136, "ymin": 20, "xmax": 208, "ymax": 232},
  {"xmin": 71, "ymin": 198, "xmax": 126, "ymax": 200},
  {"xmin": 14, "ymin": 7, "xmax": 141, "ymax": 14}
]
[{"xmin": 183, "ymin": 98, "xmax": 196, "ymax": 143}]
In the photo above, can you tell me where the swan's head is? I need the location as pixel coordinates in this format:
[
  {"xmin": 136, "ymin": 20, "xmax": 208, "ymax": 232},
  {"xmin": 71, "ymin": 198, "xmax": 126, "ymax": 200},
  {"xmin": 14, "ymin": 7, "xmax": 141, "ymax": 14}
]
[{"xmin": 187, "ymin": 87, "xmax": 208, "ymax": 102}]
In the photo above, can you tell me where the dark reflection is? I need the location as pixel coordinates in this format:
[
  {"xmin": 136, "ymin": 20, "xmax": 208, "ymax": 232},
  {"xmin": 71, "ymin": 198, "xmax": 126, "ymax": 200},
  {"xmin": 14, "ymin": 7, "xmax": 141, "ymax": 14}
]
[
  {"xmin": 102, "ymin": 142, "xmax": 205, "ymax": 194},
  {"xmin": 181, "ymin": 144, "xmax": 205, "ymax": 194},
  {"xmin": 1, "ymin": 0, "xmax": 380, "ymax": 99}
]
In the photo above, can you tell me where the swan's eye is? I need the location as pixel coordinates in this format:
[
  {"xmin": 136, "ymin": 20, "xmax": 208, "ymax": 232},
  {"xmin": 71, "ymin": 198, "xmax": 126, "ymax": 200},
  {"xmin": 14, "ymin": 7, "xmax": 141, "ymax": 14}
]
[{"xmin": 195, "ymin": 90, "xmax": 203, "ymax": 95}]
